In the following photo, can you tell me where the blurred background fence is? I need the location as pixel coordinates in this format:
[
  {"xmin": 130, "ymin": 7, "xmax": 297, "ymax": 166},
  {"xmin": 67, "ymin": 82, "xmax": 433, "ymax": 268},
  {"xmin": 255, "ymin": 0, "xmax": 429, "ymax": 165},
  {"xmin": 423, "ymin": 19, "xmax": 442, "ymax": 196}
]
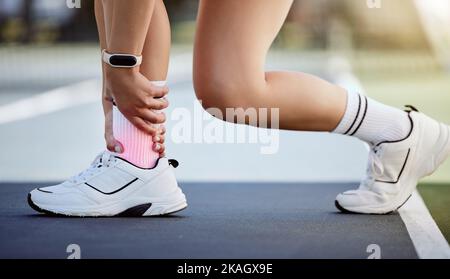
[{"xmin": 1, "ymin": 0, "xmax": 449, "ymax": 89}]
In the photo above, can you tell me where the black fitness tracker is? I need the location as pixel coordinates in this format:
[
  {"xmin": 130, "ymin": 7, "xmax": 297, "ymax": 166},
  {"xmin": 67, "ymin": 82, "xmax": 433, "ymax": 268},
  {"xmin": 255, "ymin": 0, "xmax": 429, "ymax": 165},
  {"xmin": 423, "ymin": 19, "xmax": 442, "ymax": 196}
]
[{"xmin": 102, "ymin": 49, "xmax": 142, "ymax": 68}]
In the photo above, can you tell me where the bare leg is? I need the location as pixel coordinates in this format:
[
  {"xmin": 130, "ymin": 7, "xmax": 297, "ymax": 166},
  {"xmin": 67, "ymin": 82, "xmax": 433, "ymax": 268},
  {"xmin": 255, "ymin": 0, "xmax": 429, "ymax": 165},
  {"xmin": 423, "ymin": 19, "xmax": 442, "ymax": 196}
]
[
  {"xmin": 101, "ymin": 0, "xmax": 170, "ymax": 83},
  {"xmin": 194, "ymin": 0, "xmax": 346, "ymax": 132},
  {"xmin": 140, "ymin": 0, "xmax": 171, "ymax": 81},
  {"xmin": 95, "ymin": 0, "xmax": 119, "ymax": 152},
  {"xmin": 96, "ymin": 0, "xmax": 170, "ymax": 156},
  {"xmin": 103, "ymin": 0, "xmax": 170, "ymax": 87}
]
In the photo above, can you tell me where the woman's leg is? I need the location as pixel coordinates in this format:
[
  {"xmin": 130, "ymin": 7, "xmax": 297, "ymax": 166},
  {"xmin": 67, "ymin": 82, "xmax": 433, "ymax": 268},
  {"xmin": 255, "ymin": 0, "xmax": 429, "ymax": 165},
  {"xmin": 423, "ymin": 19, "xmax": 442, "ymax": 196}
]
[
  {"xmin": 194, "ymin": 0, "xmax": 412, "ymax": 145},
  {"xmin": 101, "ymin": 0, "xmax": 170, "ymax": 79},
  {"xmin": 95, "ymin": 0, "xmax": 121, "ymax": 153},
  {"xmin": 193, "ymin": 0, "xmax": 450, "ymax": 216},
  {"xmin": 27, "ymin": 0, "xmax": 187, "ymax": 217},
  {"xmin": 140, "ymin": 0, "xmax": 171, "ymax": 81},
  {"xmin": 194, "ymin": 0, "xmax": 346, "ymax": 132},
  {"xmin": 99, "ymin": 0, "xmax": 170, "ymax": 167}
]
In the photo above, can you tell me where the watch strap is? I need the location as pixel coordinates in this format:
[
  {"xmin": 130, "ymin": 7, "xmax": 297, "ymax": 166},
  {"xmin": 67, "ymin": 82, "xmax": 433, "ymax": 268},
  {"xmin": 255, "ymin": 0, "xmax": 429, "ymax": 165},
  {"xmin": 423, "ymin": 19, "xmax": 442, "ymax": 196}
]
[{"xmin": 102, "ymin": 49, "xmax": 142, "ymax": 68}]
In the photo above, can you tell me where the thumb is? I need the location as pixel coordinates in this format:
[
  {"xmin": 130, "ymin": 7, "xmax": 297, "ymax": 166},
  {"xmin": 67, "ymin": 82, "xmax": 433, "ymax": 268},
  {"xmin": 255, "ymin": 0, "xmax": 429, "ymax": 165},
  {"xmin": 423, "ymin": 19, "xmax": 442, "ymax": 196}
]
[
  {"xmin": 105, "ymin": 133, "xmax": 124, "ymax": 154},
  {"xmin": 104, "ymin": 108, "xmax": 124, "ymax": 153}
]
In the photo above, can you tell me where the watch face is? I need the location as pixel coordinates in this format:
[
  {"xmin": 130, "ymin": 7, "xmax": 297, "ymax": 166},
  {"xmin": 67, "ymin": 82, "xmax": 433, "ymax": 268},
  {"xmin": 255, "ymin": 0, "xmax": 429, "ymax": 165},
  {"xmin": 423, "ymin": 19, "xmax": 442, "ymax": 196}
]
[{"xmin": 109, "ymin": 55, "xmax": 137, "ymax": 67}]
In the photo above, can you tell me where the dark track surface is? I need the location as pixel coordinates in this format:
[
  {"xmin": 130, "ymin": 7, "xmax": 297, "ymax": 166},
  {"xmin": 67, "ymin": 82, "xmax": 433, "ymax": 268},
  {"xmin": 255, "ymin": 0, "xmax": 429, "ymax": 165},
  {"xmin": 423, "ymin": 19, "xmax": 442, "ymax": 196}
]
[{"xmin": 0, "ymin": 182, "xmax": 417, "ymax": 259}]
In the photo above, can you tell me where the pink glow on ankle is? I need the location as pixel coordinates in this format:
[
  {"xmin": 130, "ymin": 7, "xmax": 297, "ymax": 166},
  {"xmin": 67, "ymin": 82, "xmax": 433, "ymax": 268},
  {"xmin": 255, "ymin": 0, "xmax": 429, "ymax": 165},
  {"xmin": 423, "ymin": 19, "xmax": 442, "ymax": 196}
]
[
  {"xmin": 113, "ymin": 107, "xmax": 159, "ymax": 168},
  {"xmin": 112, "ymin": 80, "xmax": 166, "ymax": 168}
]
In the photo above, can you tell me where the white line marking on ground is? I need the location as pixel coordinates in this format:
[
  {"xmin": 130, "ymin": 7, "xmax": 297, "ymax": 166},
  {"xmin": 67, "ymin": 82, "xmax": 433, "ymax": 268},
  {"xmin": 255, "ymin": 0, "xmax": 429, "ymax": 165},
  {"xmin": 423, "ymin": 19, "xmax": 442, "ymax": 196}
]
[
  {"xmin": 0, "ymin": 79, "xmax": 100, "ymax": 125},
  {"xmin": 399, "ymin": 190, "xmax": 450, "ymax": 259}
]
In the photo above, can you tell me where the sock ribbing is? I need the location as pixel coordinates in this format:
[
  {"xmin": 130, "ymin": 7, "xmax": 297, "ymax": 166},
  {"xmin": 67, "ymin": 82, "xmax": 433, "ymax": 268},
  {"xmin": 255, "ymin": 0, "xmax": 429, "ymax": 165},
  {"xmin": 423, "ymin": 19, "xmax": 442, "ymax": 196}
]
[
  {"xmin": 112, "ymin": 80, "xmax": 166, "ymax": 168},
  {"xmin": 353, "ymin": 97, "xmax": 411, "ymax": 144},
  {"xmin": 333, "ymin": 91, "xmax": 411, "ymax": 145},
  {"xmin": 333, "ymin": 90, "xmax": 361, "ymax": 135}
]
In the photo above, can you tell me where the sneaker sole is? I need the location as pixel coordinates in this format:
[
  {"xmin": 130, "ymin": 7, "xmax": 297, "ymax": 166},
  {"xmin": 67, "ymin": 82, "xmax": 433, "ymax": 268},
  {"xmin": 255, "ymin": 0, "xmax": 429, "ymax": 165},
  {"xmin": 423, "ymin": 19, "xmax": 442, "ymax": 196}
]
[
  {"xmin": 28, "ymin": 193, "xmax": 187, "ymax": 217},
  {"xmin": 335, "ymin": 194, "xmax": 412, "ymax": 215}
]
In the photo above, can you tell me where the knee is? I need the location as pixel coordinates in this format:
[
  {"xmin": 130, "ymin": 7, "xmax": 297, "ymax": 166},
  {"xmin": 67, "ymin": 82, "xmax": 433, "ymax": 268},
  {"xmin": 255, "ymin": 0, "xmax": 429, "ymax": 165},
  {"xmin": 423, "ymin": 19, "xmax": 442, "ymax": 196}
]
[
  {"xmin": 194, "ymin": 77, "xmax": 236, "ymax": 111},
  {"xmin": 193, "ymin": 72, "xmax": 261, "ymax": 115}
]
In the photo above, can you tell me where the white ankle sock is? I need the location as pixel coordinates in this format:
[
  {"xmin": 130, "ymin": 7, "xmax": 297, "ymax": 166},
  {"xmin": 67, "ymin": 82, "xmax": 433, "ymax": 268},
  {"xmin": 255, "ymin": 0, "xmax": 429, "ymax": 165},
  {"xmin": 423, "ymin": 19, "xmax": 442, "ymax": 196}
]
[
  {"xmin": 112, "ymin": 80, "xmax": 166, "ymax": 168},
  {"xmin": 333, "ymin": 91, "xmax": 411, "ymax": 145}
]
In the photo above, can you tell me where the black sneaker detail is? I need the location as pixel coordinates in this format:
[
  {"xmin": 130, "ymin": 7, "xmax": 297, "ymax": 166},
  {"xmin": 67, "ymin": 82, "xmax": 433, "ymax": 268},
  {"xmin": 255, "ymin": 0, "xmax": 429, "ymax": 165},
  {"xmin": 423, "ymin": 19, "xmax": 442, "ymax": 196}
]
[
  {"xmin": 29, "ymin": 192, "xmax": 151, "ymax": 218},
  {"xmin": 169, "ymin": 159, "xmax": 179, "ymax": 168},
  {"xmin": 344, "ymin": 94, "xmax": 362, "ymax": 135},
  {"xmin": 27, "ymin": 193, "xmax": 68, "ymax": 216},
  {"xmin": 335, "ymin": 200, "xmax": 355, "ymax": 214},
  {"xmin": 28, "ymin": 193, "xmax": 44, "ymax": 213},
  {"xmin": 376, "ymin": 112, "xmax": 414, "ymax": 146},
  {"xmin": 37, "ymin": 188, "xmax": 52, "ymax": 193},
  {"xmin": 28, "ymin": 192, "xmax": 151, "ymax": 217},
  {"xmin": 375, "ymin": 148, "xmax": 411, "ymax": 184},
  {"xmin": 115, "ymin": 203, "xmax": 152, "ymax": 217},
  {"xmin": 85, "ymin": 178, "xmax": 138, "ymax": 195},
  {"xmin": 335, "ymin": 200, "xmax": 395, "ymax": 215},
  {"xmin": 349, "ymin": 96, "xmax": 368, "ymax": 136},
  {"xmin": 335, "ymin": 194, "xmax": 412, "ymax": 215},
  {"xmin": 28, "ymin": 193, "xmax": 186, "ymax": 217},
  {"xmin": 405, "ymin": 105, "xmax": 419, "ymax": 112},
  {"xmin": 115, "ymin": 156, "xmax": 162, "ymax": 170},
  {"xmin": 396, "ymin": 194, "xmax": 413, "ymax": 211}
]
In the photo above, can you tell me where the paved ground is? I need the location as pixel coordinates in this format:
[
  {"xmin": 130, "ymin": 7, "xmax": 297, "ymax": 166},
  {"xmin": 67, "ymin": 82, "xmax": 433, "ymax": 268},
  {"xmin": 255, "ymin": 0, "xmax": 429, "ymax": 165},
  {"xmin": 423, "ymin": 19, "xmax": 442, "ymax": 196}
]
[{"xmin": 0, "ymin": 182, "xmax": 417, "ymax": 259}]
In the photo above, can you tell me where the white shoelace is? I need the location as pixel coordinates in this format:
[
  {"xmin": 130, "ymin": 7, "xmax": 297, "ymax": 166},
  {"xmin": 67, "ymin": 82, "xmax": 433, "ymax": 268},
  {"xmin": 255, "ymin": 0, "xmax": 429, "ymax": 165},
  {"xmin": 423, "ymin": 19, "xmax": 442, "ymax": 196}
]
[
  {"xmin": 69, "ymin": 151, "xmax": 116, "ymax": 184},
  {"xmin": 360, "ymin": 145, "xmax": 385, "ymax": 190}
]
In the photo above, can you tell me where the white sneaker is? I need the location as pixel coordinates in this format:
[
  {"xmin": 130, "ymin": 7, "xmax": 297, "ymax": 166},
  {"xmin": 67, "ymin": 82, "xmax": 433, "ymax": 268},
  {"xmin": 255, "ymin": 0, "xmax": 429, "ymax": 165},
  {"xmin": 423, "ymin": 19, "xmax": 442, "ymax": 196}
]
[
  {"xmin": 336, "ymin": 106, "xmax": 450, "ymax": 214},
  {"xmin": 28, "ymin": 151, "xmax": 187, "ymax": 217}
]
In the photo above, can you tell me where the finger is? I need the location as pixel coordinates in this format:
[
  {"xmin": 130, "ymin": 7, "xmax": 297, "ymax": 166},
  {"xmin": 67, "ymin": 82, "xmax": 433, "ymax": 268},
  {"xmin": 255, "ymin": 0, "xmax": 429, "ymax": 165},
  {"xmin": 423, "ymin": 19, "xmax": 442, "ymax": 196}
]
[
  {"xmin": 132, "ymin": 117, "xmax": 158, "ymax": 136},
  {"xmin": 139, "ymin": 110, "xmax": 166, "ymax": 124},
  {"xmin": 145, "ymin": 84, "xmax": 169, "ymax": 98},
  {"xmin": 104, "ymin": 130, "xmax": 124, "ymax": 153},
  {"xmin": 103, "ymin": 95, "xmax": 114, "ymax": 103},
  {"xmin": 104, "ymin": 87, "xmax": 114, "ymax": 99},
  {"xmin": 153, "ymin": 142, "xmax": 160, "ymax": 152},
  {"xmin": 146, "ymin": 97, "xmax": 169, "ymax": 110},
  {"xmin": 108, "ymin": 140, "xmax": 124, "ymax": 153},
  {"xmin": 103, "ymin": 89, "xmax": 115, "ymax": 106},
  {"xmin": 104, "ymin": 128, "xmax": 124, "ymax": 154},
  {"xmin": 102, "ymin": 97, "xmax": 114, "ymax": 118},
  {"xmin": 104, "ymin": 109, "xmax": 120, "ymax": 152},
  {"xmin": 155, "ymin": 134, "xmax": 165, "ymax": 144},
  {"xmin": 106, "ymin": 139, "xmax": 116, "ymax": 153},
  {"xmin": 159, "ymin": 125, "xmax": 166, "ymax": 135},
  {"xmin": 153, "ymin": 142, "xmax": 165, "ymax": 155},
  {"xmin": 153, "ymin": 133, "xmax": 165, "ymax": 143},
  {"xmin": 158, "ymin": 145, "xmax": 165, "ymax": 155}
]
